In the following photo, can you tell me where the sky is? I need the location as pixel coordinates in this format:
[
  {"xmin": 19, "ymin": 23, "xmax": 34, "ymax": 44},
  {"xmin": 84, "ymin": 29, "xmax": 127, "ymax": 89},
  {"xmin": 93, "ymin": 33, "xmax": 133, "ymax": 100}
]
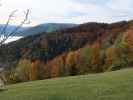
[{"xmin": 0, "ymin": 0, "xmax": 133, "ymax": 26}]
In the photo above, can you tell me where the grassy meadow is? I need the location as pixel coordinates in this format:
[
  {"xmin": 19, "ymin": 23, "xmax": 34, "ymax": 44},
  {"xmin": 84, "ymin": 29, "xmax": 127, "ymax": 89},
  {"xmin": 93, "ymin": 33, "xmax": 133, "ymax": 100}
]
[{"xmin": 0, "ymin": 68, "xmax": 133, "ymax": 100}]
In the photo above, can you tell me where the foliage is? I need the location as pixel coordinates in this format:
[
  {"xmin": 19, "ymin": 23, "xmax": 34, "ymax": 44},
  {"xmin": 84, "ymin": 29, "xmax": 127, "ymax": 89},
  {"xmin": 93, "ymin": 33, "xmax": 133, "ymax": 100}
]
[
  {"xmin": 15, "ymin": 59, "xmax": 32, "ymax": 82},
  {"xmin": 1, "ymin": 21, "xmax": 133, "ymax": 84}
]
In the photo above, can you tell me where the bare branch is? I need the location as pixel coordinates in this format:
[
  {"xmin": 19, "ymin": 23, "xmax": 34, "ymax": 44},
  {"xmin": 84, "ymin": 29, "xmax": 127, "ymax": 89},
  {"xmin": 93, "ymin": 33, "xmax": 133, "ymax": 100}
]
[
  {"xmin": 0, "ymin": 9, "xmax": 30, "ymax": 45},
  {"xmin": 0, "ymin": 10, "xmax": 17, "ymax": 37}
]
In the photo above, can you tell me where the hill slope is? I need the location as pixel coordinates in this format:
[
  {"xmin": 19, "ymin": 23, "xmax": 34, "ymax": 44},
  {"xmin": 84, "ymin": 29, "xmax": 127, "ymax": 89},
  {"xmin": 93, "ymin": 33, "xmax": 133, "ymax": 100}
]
[
  {"xmin": 0, "ymin": 20, "xmax": 133, "ymax": 83},
  {"xmin": 0, "ymin": 68, "xmax": 133, "ymax": 100},
  {"xmin": 0, "ymin": 23, "xmax": 76, "ymax": 43}
]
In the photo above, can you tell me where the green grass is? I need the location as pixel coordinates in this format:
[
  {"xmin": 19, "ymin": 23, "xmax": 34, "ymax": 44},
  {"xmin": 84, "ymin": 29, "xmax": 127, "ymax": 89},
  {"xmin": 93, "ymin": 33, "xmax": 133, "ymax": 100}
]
[{"xmin": 0, "ymin": 68, "xmax": 133, "ymax": 100}]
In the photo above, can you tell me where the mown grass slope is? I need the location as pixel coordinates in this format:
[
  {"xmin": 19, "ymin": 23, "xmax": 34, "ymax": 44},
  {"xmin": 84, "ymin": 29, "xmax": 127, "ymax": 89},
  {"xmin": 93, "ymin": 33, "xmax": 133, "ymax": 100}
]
[{"xmin": 0, "ymin": 68, "xmax": 133, "ymax": 100}]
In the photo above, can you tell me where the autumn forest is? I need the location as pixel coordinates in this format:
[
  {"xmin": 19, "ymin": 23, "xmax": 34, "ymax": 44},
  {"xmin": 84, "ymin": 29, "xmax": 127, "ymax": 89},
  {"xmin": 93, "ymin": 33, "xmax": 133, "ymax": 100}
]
[{"xmin": 0, "ymin": 20, "xmax": 132, "ymax": 84}]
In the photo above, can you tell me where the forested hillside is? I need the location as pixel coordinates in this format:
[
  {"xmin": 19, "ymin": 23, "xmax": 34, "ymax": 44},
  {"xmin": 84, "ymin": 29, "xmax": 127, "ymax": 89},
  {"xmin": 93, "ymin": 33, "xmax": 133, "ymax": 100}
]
[{"xmin": 0, "ymin": 20, "xmax": 133, "ymax": 84}]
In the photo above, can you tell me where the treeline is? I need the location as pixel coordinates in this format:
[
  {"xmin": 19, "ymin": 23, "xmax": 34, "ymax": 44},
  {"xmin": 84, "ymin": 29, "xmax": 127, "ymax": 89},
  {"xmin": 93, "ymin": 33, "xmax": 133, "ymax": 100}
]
[{"xmin": 2, "ymin": 28, "xmax": 133, "ymax": 84}]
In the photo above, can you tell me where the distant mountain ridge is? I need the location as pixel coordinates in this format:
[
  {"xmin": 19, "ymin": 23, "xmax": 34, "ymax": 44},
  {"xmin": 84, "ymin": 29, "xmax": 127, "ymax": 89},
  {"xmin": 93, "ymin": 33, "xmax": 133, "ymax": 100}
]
[
  {"xmin": 0, "ymin": 24, "xmax": 26, "ymax": 36},
  {"xmin": 0, "ymin": 23, "xmax": 77, "ymax": 37},
  {"xmin": 0, "ymin": 23, "xmax": 77, "ymax": 43},
  {"xmin": 18, "ymin": 23, "xmax": 77, "ymax": 37}
]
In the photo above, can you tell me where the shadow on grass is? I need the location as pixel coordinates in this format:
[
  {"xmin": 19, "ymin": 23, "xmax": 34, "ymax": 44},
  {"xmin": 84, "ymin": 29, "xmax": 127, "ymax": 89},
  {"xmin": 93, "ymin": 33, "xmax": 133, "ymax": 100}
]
[{"xmin": 0, "ymin": 88, "xmax": 8, "ymax": 92}]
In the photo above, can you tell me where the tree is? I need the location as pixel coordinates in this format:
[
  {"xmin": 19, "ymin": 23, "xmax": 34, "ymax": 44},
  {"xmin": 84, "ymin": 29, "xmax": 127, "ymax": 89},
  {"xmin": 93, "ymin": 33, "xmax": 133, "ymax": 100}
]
[
  {"xmin": 44, "ymin": 53, "xmax": 67, "ymax": 78},
  {"xmin": 31, "ymin": 59, "xmax": 45, "ymax": 80},
  {"xmin": 79, "ymin": 45, "xmax": 93, "ymax": 73},
  {"xmin": 90, "ymin": 42, "xmax": 103, "ymax": 72},
  {"xmin": 15, "ymin": 59, "xmax": 32, "ymax": 82},
  {"xmin": 0, "ymin": 1, "xmax": 30, "ymax": 85},
  {"xmin": 123, "ymin": 29, "xmax": 133, "ymax": 51},
  {"xmin": 105, "ymin": 33, "xmax": 129, "ymax": 71},
  {"xmin": 0, "ymin": 8, "xmax": 30, "ymax": 45},
  {"xmin": 105, "ymin": 47, "xmax": 116, "ymax": 71},
  {"xmin": 65, "ymin": 51, "xmax": 80, "ymax": 75},
  {"xmin": 0, "ymin": 68, "xmax": 6, "ymax": 89}
]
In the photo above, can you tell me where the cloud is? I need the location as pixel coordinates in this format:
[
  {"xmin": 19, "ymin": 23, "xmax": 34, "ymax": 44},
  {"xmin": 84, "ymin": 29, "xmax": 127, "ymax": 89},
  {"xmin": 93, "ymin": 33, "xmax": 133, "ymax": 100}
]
[
  {"xmin": 67, "ymin": 0, "xmax": 133, "ymax": 23},
  {"xmin": 0, "ymin": 0, "xmax": 133, "ymax": 26},
  {"xmin": 107, "ymin": 0, "xmax": 133, "ymax": 11}
]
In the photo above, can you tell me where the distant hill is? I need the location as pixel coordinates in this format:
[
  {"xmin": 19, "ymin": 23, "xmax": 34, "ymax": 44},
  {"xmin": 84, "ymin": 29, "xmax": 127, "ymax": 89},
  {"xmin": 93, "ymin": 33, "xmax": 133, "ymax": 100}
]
[
  {"xmin": 0, "ymin": 24, "xmax": 26, "ymax": 36},
  {"xmin": 18, "ymin": 23, "xmax": 77, "ymax": 37},
  {"xmin": 0, "ymin": 23, "xmax": 77, "ymax": 43},
  {"xmin": 0, "ymin": 23, "xmax": 77, "ymax": 37}
]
